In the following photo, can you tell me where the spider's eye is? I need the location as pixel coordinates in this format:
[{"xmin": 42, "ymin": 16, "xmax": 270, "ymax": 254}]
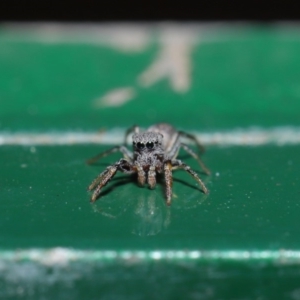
[
  {"xmin": 137, "ymin": 142, "xmax": 145, "ymax": 149},
  {"xmin": 146, "ymin": 142, "xmax": 154, "ymax": 149}
]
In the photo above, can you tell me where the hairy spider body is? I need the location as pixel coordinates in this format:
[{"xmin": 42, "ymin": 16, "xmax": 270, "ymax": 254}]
[{"xmin": 87, "ymin": 123, "xmax": 210, "ymax": 205}]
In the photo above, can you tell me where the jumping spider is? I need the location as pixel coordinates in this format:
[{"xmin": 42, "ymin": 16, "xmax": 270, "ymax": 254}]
[{"xmin": 87, "ymin": 123, "xmax": 210, "ymax": 205}]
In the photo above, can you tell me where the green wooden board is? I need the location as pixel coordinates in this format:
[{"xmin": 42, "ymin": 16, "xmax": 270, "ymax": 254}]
[{"xmin": 1, "ymin": 24, "xmax": 300, "ymax": 299}]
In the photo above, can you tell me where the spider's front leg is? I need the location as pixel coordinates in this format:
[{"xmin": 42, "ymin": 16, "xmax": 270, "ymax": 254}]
[
  {"xmin": 86, "ymin": 145, "xmax": 132, "ymax": 165},
  {"xmin": 88, "ymin": 159, "xmax": 133, "ymax": 202}
]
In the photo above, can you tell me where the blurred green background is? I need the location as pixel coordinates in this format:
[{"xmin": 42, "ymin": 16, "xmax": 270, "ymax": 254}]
[{"xmin": 1, "ymin": 24, "xmax": 300, "ymax": 299}]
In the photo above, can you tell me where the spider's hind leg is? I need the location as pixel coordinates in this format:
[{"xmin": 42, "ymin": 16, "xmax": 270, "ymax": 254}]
[
  {"xmin": 180, "ymin": 143, "xmax": 210, "ymax": 175},
  {"xmin": 178, "ymin": 130, "xmax": 206, "ymax": 154}
]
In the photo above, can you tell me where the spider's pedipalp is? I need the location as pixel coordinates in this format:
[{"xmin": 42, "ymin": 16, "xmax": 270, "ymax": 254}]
[
  {"xmin": 148, "ymin": 165, "xmax": 156, "ymax": 189},
  {"xmin": 136, "ymin": 164, "xmax": 146, "ymax": 186}
]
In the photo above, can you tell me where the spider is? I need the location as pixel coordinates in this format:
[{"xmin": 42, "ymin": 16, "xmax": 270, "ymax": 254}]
[{"xmin": 87, "ymin": 123, "xmax": 210, "ymax": 205}]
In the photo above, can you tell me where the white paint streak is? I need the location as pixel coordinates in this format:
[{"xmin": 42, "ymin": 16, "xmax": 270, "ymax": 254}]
[
  {"xmin": 95, "ymin": 87, "xmax": 136, "ymax": 107},
  {"xmin": 3, "ymin": 24, "xmax": 151, "ymax": 52},
  {"xmin": 1, "ymin": 127, "xmax": 300, "ymax": 146},
  {"xmin": 92, "ymin": 25, "xmax": 199, "ymax": 108},
  {"xmin": 138, "ymin": 27, "xmax": 196, "ymax": 92},
  {"xmin": 1, "ymin": 247, "xmax": 300, "ymax": 265}
]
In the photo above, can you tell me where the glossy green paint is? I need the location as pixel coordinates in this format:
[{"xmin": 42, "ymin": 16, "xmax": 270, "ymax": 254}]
[
  {"xmin": 1, "ymin": 260, "xmax": 300, "ymax": 300},
  {"xmin": 1, "ymin": 27, "xmax": 300, "ymax": 131},
  {"xmin": 1, "ymin": 144, "xmax": 300, "ymax": 299},
  {"xmin": 1, "ymin": 144, "xmax": 300, "ymax": 250},
  {"xmin": 1, "ymin": 25, "xmax": 300, "ymax": 299}
]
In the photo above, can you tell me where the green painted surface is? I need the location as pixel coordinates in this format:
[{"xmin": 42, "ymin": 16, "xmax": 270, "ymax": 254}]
[
  {"xmin": 1, "ymin": 145, "xmax": 300, "ymax": 249},
  {"xmin": 1, "ymin": 25, "xmax": 300, "ymax": 299},
  {"xmin": 1, "ymin": 260, "xmax": 300, "ymax": 300},
  {"xmin": 1, "ymin": 26, "xmax": 300, "ymax": 131}
]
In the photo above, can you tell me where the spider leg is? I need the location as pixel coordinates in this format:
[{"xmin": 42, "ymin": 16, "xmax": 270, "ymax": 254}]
[
  {"xmin": 88, "ymin": 158, "xmax": 134, "ymax": 191},
  {"xmin": 166, "ymin": 136, "xmax": 210, "ymax": 175},
  {"xmin": 124, "ymin": 125, "xmax": 140, "ymax": 146},
  {"xmin": 89, "ymin": 159, "xmax": 134, "ymax": 202},
  {"xmin": 171, "ymin": 159, "xmax": 208, "ymax": 194},
  {"xmin": 86, "ymin": 145, "xmax": 132, "ymax": 165},
  {"xmin": 180, "ymin": 143, "xmax": 210, "ymax": 175},
  {"xmin": 167, "ymin": 136, "xmax": 181, "ymax": 160},
  {"xmin": 164, "ymin": 161, "xmax": 173, "ymax": 206},
  {"xmin": 148, "ymin": 165, "xmax": 156, "ymax": 189},
  {"xmin": 178, "ymin": 131, "xmax": 206, "ymax": 154},
  {"xmin": 88, "ymin": 169, "xmax": 108, "ymax": 191}
]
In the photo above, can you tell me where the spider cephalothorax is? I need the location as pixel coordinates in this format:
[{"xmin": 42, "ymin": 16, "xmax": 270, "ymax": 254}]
[
  {"xmin": 132, "ymin": 132, "xmax": 164, "ymax": 170},
  {"xmin": 87, "ymin": 123, "xmax": 210, "ymax": 205},
  {"xmin": 133, "ymin": 131, "xmax": 163, "ymax": 150}
]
